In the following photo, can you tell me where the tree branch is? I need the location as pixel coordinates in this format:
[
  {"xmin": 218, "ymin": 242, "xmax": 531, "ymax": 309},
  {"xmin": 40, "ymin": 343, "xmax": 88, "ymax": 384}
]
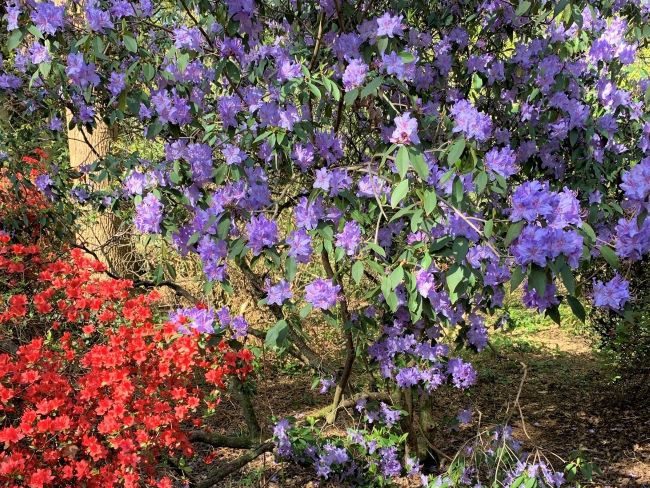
[
  {"xmin": 189, "ymin": 431, "xmax": 255, "ymax": 449},
  {"xmin": 192, "ymin": 442, "xmax": 274, "ymax": 488}
]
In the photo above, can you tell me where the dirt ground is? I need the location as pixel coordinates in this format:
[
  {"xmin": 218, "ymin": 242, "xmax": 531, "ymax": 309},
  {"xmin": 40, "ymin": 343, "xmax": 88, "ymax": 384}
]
[{"xmin": 191, "ymin": 316, "xmax": 650, "ymax": 488}]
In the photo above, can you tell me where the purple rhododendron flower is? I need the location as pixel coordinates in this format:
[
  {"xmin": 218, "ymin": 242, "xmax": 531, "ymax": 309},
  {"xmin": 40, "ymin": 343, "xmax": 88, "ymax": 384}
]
[
  {"xmin": 273, "ymin": 419, "xmax": 292, "ymax": 458},
  {"xmin": 305, "ymin": 278, "xmax": 340, "ymax": 310},
  {"xmin": 620, "ymin": 157, "xmax": 650, "ymax": 204},
  {"xmin": 342, "ymin": 58, "xmax": 368, "ymax": 90},
  {"xmin": 379, "ymin": 446, "xmax": 402, "ymax": 477},
  {"xmin": 134, "ymin": 193, "xmax": 163, "ymax": 233},
  {"xmin": 246, "ymin": 215, "xmax": 278, "ymax": 255},
  {"xmin": 450, "ymin": 99, "xmax": 493, "ymax": 142},
  {"xmin": 286, "ymin": 229, "xmax": 312, "ymax": 263},
  {"xmin": 31, "ymin": 1, "xmax": 65, "ymax": 36},
  {"xmin": 376, "ymin": 12, "xmax": 404, "ymax": 38},
  {"xmin": 457, "ymin": 409, "xmax": 472, "ymax": 425},
  {"xmin": 447, "ymin": 358, "xmax": 477, "ymax": 389},
  {"xmin": 390, "ymin": 112, "xmax": 420, "ymax": 145},
  {"xmin": 231, "ymin": 315, "xmax": 248, "ymax": 338},
  {"xmin": 335, "ymin": 220, "xmax": 362, "ymax": 256},
  {"xmin": 66, "ymin": 53, "xmax": 100, "ymax": 88},
  {"xmin": 170, "ymin": 306, "xmax": 215, "ymax": 334},
  {"xmin": 265, "ymin": 279, "xmax": 293, "ymax": 305},
  {"xmin": 108, "ymin": 72, "xmax": 126, "ymax": 97},
  {"xmin": 485, "ymin": 145, "xmax": 518, "ymax": 179},
  {"xmin": 592, "ymin": 274, "xmax": 630, "ymax": 310}
]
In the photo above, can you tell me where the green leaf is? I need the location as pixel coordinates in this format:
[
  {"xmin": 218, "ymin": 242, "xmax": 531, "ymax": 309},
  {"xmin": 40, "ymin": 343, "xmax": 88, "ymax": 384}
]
[
  {"xmin": 265, "ymin": 320, "xmax": 289, "ymax": 349},
  {"xmin": 560, "ymin": 265, "xmax": 576, "ymax": 295},
  {"xmin": 528, "ymin": 266, "xmax": 547, "ymax": 296},
  {"xmin": 554, "ymin": 0, "xmax": 570, "ymax": 18},
  {"xmin": 285, "ymin": 256, "xmax": 297, "ymax": 282},
  {"xmin": 423, "ymin": 190, "xmax": 437, "ymax": 215},
  {"xmin": 546, "ymin": 305, "xmax": 561, "ymax": 325},
  {"xmin": 447, "ymin": 137, "xmax": 466, "ymax": 166},
  {"xmin": 143, "ymin": 63, "xmax": 155, "ymax": 82},
  {"xmin": 471, "ymin": 73, "xmax": 483, "ymax": 90},
  {"xmin": 300, "ymin": 303, "xmax": 312, "ymax": 319},
  {"xmin": 581, "ymin": 222, "xmax": 596, "ymax": 243},
  {"xmin": 567, "ymin": 296, "xmax": 586, "ymax": 322},
  {"xmin": 510, "ymin": 266, "xmax": 526, "ymax": 291},
  {"xmin": 451, "ymin": 177, "xmax": 464, "ymax": 204},
  {"xmin": 409, "ymin": 149, "xmax": 429, "ymax": 180},
  {"xmin": 344, "ymin": 88, "xmax": 359, "ymax": 106},
  {"xmin": 475, "ymin": 171, "xmax": 488, "ymax": 194},
  {"xmin": 38, "ymin": 62, "xmax": 51, "ymax": 78},
  {"xmin": 360, "ymin": 76, "xmax": 384, "ymax": 98},
  {"xmin": 307, "ymin": 82, "xmax": 321, "ymax": 99},
  {"xmin": 389, "ymin": 266, "xmax": 404, "ymax": 289},
  {"xmin": 6, "ymin": 29, "xmax": 23, "ymax": 51},
  {"xmin": 446, "ymin": 264, "xmax": 465, "ymax": 294},
  {"xmin": 351, "ymin": 261, "xmax": 364, "ymax": 284},
  {"xmin": 396, "ymin": 146, "xmax": 410, "ymax": 179},
  {"xmin": 390, "ymin": 179, "xmax": 409, "ymax": 208},
  {"xmin": 187, "ymin": 232, "xmax": 201, "ymax": 247},
  {"xmin": 484, "ymin": 219, "xmax": 494, "ymax": 238},
  {"xmin": 599, "ymin": 245, "xmax": 619, "ymax": 269},
  {"xmin": 123, "ymin": 34, "xmax": 138, "ymax": 53},
  {"xmin": 504, "ymin": 220, "xmax": 525, "ymax": 246},
  {"xmin": 366, "ymin": 242, "xmax": 386, "ymax": 257},
  {"xmin": 515, "ymin": 0, "xmax": 531, "ymax": 16}
]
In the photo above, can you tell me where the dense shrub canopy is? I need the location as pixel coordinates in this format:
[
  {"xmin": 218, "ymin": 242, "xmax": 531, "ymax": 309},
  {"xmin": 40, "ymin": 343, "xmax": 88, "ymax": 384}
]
[{"xmin": 1, "ymin": 0, "xmax": 650, "ymax": 485}]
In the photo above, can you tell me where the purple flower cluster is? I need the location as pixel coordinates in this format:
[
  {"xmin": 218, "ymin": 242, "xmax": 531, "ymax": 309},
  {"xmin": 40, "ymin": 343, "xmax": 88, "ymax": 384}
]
[
  {"xmin": 484, "ymin": 145, "xmax": 518, "ymax": 179},
  {"xmin": 450, "ymin": 99, "xmax": 493, "ymax": 142},
  {"xmin": 265, "ymin": 279, "xmax": 293, "ymax": 305},
  {"xmin": 335, "ymin": 221, "xmax": 362, "ymax": 256},
  {"xmin": 510, "ymin": 182, "xmax": 583, "ymax": 268},
  {"xmin": 305, "ymin": 278, "xmax": 340, "ymax": 310},
  {"xmin": 389, "ymin": 112, "xmax": 419, "ymax": 145},
  {"xmin": 246, "ymin": 215, "xmax": 278, "ymax": 255},
  {"xmin": 592, "ymin": 274, "xmax": 630, "ymax": 311},
  {"xmin": 169, "ymin": 306, "xmax": 215, "ymax": 334},
  {"xmin": 315, "ymin": 443, "xmax": 349, "ymax": 479},
  {"xmin": 342, "ymin": 59, "xmax": 368, "ymax": 90},
  {"xmin": 134, "ymin": 193, "xmax": 163, "ymax": 234}
]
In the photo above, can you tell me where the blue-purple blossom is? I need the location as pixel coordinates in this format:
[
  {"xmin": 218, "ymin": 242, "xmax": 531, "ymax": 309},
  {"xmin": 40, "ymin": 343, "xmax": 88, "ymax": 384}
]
[
  {"xmin": 342, "ymin": 59, "xmax": 368, "ymax": 91},
  {"xmin": 376, "ymin": 12, "xmax": 404, "ymax": 38},
  {"xmin": 447, "ymin": 358, "xmax": 477, "ymax": 389},
  {"xmin": 170, "ymin": 306, "xmax": 215, "ymax": 334},
  {"xmin": 66, "ymin": 53, "xmax": 100, "ymax": 88},
  {"xmin": 305, "ymin": 278, "xmax": 340, "ymax": 310},
  {"xmin": 246, "ymin": 215, "xmax": 278, "ymax": 255},
  {"xmin": 450, "ymin": 99, "xmax": 493, "ymax": 142},
  {"xmin": 485, "ymin": 146, "xmax": 518, "ymax": 179},
  {"xmin": 231, "ymin": 315, "xmax": 248, "ymax": 338},
  {"xmin": 108, "ymin": 72, "xmax": 126, "ymax": 97},
  {"xmin": 134, "ymin": 193, "xmax": 163, "ymax": 233},
  {"xmin": 273, "ymin": 419, "xmax": 292, "ymax": 458},
  {"xmin": 286, "ymin": 229, "xmax": 312, "ymax": 264},
  {"xmin": 31, "ymin": 1, "xmax": 65, "ymax": 36},
  {"xmin": 335, "ymin": 221, "xmax": 362, "ymax": 256},
  {"xmin": 379, "ymin": 446, "xmax": 402, "ymax": 477},
  {"xmin": 592, "ymin": 274, "xmax": 630, "ymax": 311},
  {"xmin": 265, "ymin": 279, "xmax": 293, "ymax": 306}
]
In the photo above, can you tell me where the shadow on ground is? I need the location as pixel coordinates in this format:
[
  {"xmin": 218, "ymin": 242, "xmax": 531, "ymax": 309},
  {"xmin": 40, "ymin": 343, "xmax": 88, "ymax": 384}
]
[{"xmin": 196, "ymin": 323, "xmax": 650, "ymax": 488}]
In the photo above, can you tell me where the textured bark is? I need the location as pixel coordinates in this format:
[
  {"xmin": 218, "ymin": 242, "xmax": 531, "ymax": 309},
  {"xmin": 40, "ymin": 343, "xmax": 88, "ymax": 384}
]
[{"xmin": 67, "ymin": 117, "xmax": 136, "ymax": 277}]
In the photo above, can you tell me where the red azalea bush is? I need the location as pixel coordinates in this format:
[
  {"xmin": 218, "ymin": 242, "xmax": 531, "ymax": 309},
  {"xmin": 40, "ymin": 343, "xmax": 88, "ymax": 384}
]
[{"xmin": 0, "ymin": 234, "xmax": 253, "ymax": 487}]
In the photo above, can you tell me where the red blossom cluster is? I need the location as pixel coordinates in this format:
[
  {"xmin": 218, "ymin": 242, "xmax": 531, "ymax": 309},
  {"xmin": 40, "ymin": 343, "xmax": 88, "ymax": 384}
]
[
  {"xmin": 0, "ymin": 235, "xmax": 254, "ymax": 487},
  {"xmin": 0, "ymin": 148, "xmax": 50, "ymax": 234}
]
